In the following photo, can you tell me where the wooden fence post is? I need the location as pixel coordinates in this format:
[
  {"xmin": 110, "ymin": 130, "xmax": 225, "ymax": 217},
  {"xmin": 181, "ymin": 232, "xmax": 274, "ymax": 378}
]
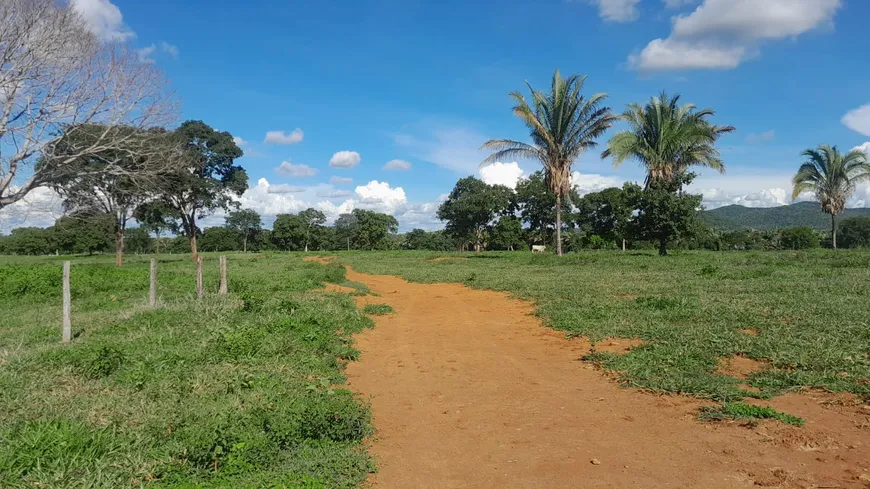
[
  {"xmin": 149, "ymin": 258, "xmax": 157, "ymax": 307},
  {"xmin": 196, "ymin": 256, "xmax": 204, "ymax": 300},
  {"xmin": 62, "ymin": 261, "xmax": 71, "ymax": 343},
  {"xmin": 219, "ymin": 256, "xmax": 228, "ymax": 295}
]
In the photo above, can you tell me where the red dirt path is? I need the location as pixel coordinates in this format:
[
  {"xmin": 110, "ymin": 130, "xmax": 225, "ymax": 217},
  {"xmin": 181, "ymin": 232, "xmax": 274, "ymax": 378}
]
[{"xmin": 338, "ymin": 266, "xmax": 870, "ymax": 488}]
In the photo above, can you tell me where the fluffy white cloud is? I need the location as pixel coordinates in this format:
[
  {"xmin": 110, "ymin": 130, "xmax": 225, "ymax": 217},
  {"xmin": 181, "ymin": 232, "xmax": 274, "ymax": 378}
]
[
  {"xmin": 233, "ymin": 136, "xmax": 248, "ymax": 147},
  {"xmin": 70, "ymin": 0, "xmax": 135, "ymax": 41},
  {"xmin": 699, "ymin": 187, "xmax": 791, "ymax": 209},
  {"xmin": 744, "ymin": 130, "xmax": 775, "ymax": 143},
  {"xmin": 267, "ymin": 184, "xmax": 307, "ymax": 194},
  {"xmin": 354, "ymin": 180, "xmax": 407, "ymax": 214},
  {"xmin": 383, "ymin": 159, "xmax": 412, "ymax": 171},
  {"xmin": 275, "ymin": 161, "xmax": 317, "ymax": 177},
  {"xmin": 571, "ymin": 172, "xmax": 625, "ymax": 196},
  {"xmin": 853, "ymin": 142, "xmax": 870, "ymax": 157},
  {"xmin": 329, "ymin": 151, "xmax": 361, "ymax": 168},
  {"xmin": 663, "ymin": 0, "xmax": 696, "ymax": 7},
  {"xmin": 586, "ymin": 0, "xmax": 641, "ymax": 22},
  {"xmin": 330, "ymin": 176, "xmax": 353, "ymax": 184},
  {"xmin": 0, "ymin": 187, "xmax": 64, "ymax": 232},
  {"xmin": 237, "ymin": 178, "xmax": 307, "ymax": 216},
  {"xmin": 264, "ymin": 129, "xmax": 304, "ymax": 145},
  {"xmin": 630, "ymin": 0, "xmax": 841, "ymax": 71},
  {"xmin": 842, "ymin": 105, "xmax": 870, "ymax": 137},
  {"xmin": 160, "ymin": 41, "xmax": 179, "ymax": 58},
  {"xmin": 479, "ymin": 162, "xmax": 525, "ymax": 188}
]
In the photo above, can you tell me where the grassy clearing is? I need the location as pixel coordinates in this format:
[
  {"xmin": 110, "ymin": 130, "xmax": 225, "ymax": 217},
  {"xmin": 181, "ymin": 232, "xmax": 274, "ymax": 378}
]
[
  {"xmin": 699, "ymin": 403, "xmax": 805, "ymax": 426},
  {"xmin": 362, "ymin": 304, "xmax": 393, "ymax": 316},
  {"xmin": 338, "ymin": 250, "xmax": 870, "ymax": 409},
  {"xmin": 0, "ymin": 253, "xmax": 374, "ymax": 488}
]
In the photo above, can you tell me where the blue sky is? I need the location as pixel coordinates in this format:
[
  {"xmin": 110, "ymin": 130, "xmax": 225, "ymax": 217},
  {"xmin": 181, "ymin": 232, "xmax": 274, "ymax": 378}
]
[{"xmin": 5, "ymin": 0, "xmax": 870, "ymax": 231}]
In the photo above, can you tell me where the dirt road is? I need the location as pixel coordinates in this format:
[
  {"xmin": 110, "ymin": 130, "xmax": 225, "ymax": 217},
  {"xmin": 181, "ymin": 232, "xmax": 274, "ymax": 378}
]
[{"xmin": 340, "ymin": 266, "xmax": 869, "ymax": 489}]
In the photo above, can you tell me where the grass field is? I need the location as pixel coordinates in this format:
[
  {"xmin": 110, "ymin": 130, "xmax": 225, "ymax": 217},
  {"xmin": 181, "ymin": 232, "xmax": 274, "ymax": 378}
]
[
  {"xmin": 2, "ymin": 249, "xmax": 869, "ymax": 487},
  {"xmin": 340, "ymin": 250, "xmax": 870, "ymax": 404},
  {"xmin": 0, "ymin": 253, "xmax": 374, "ymax": 488}
]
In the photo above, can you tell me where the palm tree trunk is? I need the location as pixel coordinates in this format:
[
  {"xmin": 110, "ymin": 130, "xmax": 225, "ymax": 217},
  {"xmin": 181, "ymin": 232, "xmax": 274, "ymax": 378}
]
[
  {"xmin": 831, "ymin": 214, "xmax": 837, "ymax": 250},
  {"xmin": 622, "ymin": 238, "xmax": 626, "ymax": 251},
  {"xmin": 555, "ymin": 193, "xmax": 563, "ymax": 256}
]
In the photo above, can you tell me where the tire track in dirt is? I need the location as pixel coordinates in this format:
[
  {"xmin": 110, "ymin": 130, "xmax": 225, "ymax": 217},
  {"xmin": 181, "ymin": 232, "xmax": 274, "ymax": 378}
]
[{"xmin": 338, "ymin": 265, "xmax": 870, "ymax": 489}]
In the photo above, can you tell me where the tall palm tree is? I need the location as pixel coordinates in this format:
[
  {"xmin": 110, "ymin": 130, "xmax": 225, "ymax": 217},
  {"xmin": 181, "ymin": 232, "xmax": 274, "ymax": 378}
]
[
  {"xmin": 792, "ymin": 145, "xmax": 870, "ymax": 249},
  {"xmin": 602, "ymin": 92, "xmax": 734, "ymax": 186},
  {"xmin": 481, "ymin": 70, "xmax": 616, "ymax": 256}
]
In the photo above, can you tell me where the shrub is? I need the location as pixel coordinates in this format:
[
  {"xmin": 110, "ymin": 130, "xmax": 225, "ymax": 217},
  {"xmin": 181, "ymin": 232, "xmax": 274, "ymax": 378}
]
[
  {"xmin": 362, "ymin": 304, "xmax": 393, "ymax": 315},
  {"xmin": 778, "ymin": 227, "xmax": 819, "ymax": 250}
]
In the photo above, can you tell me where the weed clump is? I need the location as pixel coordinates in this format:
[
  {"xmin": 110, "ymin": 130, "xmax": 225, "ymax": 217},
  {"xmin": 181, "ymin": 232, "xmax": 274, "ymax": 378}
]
[
  {"xmin": 699, "ymin": 402, "xmax": 804, "ymax": 426},
  {"xmin": 363, "ymin": 304, "xmax": 393, "ymax": 315}
]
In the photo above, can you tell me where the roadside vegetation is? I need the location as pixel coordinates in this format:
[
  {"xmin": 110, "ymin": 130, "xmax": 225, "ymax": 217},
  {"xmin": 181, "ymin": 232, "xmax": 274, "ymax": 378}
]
[{"xmin": 0, "ymin": 254, "xmax": 374, "ymax": 488}]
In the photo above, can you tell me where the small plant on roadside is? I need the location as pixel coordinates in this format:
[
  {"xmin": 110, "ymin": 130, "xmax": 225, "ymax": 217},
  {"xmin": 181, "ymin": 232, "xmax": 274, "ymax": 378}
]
[
  {"xmin": 363, "ymin": 304, "xmax": 393, "ymax": 315},
  {"xmin": 699, "ymin": 403, "xmax": 804, "ymax": 426}
]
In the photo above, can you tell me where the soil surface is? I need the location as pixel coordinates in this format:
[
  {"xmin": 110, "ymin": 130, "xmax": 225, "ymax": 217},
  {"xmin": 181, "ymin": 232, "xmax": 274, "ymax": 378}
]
[{"xmin": 336, "ymin": 264, "xmax": 870, "ymax": 489}]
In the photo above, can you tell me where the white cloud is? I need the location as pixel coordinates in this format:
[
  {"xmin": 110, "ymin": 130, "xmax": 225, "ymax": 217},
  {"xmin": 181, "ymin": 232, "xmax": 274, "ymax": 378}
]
[
  {"xmin": 160, "ymin": 41, "xmax": 179, "ymax": 58},
  {"xmin": 264, "ymin": 129, "xmax": 304, "ymax": 145},
  {"xmin": 0, "ymin": 187, "xmax": 64, "ymax": 233},
  {"xmin": 329, "ymin": 151, "xmax": 361, "ymax": 168},
  {"xmin": 744, "ymin": 130, "xmax": 776, "ymax": 143},
  {"xmin": 842, "ymin": 105, "xmax": 870, "ymax": 137},
  {"xmin": 383, "ymin": 159, "xmax": 412, "ymax": 171},
  {"xmin": 853, "ymin": 142, "xmax": 870, "ymax": 157},
  {"xmin": 630, "ymin": 0, "xmax": 841, "ymax": 72},
  {"xmin": 330, "ymin": 176, "xmax": 353, "ymax": 184},
  {"xmin": 480, "ymin": 162, "xmax": 525, "ymax": 188},
  {"xmin": 237, "ymin": 178, "xmax": 308, "ymax": 217},
  {"xmin": 233, "ymin": 136, "xmax": 248, "ymax": 147},
  {"xmin": 136, "ymin": 44, "xmax": 156, "ymax": 63},
  {"xmin": 354, "ymin": 180, "xmax": 407, "ymax": 213},
  {"xmin": 587, "ymin": 0, "xmax": 641, "ymax": 22},
  {"xmin": 275, "ymin": 161, "xmax": 317, "ymax": 177},
  {"xmin": 70, "ymin": 0, "xmax": 135, "ymax": 41},
  {"xmin": 393, "ymin": 125, "xmax": 489, "ymax": 174},
  {"xmin": 571, "ymin": 172, "xmax": 626, "ymax": 196},
  {"xmin": 267, "ymin": 184, "xmax": 307, "ymax": 194}
]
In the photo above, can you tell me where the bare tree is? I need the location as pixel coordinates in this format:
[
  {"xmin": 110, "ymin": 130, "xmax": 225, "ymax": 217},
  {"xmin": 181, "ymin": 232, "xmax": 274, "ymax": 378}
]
[{"xmin": 0, "ymin": 0, "xmax": 177, "ymax": 210}]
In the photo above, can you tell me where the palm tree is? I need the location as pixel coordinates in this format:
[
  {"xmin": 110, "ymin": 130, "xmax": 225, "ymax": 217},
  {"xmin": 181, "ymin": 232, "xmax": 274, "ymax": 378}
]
[
  {"xmin": 792, "ymin": 145, "xmax": 870, "ymax": 249},
  {"xmin": 602, "ymin": 92, "xmax": 734, "ymax": 186},
  {"xmin": 481, "ymin": 70, "xmax": 616, "ymax": 256}
]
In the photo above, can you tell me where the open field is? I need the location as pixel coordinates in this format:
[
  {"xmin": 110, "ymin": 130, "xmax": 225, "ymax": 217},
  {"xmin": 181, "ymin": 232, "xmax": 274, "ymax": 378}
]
[
  {"xmin": 2, "ymin": 250, "xmax": 870, "ymax": 488},
  {"xmin": 0, "ymin": 253, "xmax": 374, "ymax": 488}
]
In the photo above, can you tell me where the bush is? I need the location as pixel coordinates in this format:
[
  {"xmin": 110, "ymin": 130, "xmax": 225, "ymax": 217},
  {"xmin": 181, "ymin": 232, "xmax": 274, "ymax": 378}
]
[
  {"xmin": 778, "ymin": 226, "xmax": 819, "ymax": 250},
  {"xmin": 839, "ymin": 216, "xmax": 870, "ymax": 248}
]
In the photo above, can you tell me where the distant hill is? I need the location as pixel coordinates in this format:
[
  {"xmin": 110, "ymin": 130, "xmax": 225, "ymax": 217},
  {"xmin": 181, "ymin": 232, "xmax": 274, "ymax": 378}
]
[{"xmin": 700, "ymin": 202, "xmax": 870, "ymax": 231}]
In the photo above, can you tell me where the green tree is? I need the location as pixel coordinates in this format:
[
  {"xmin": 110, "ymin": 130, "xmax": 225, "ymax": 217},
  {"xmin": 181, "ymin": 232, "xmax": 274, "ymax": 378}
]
[
  {"xmin": 157, "ymin": 121, "xmax": 247, "ymax": 260},
  {"xmin": 603, "ymin": 92, "xmax": 734, "ymax": 186},
  {"xmin": 225, "ymin": 209, "xmax": 262, "ymax": 253},
  {"xmin": 482, "ymin": 70, "xmax": 616, "ymax": 256},
  {"xmin": 124, "ymin": 227, "xmax": 153, "ymax": 254},
  {"xmin": 45, "ymin": 125, "xmax": 173, "ymax": 266},
  {"xmin": 403, "ymin": 229, "xmax": 456, "ymax": 251},
  {"xmin": 792, "ymin": 145, "xmax": 870, "ymax": 249},
  {"xmin": 437, "ymin": 177, "xmax": 513, "ymax": 251},
  {"xmin": 630, "ymin": 174, "xmax": 702, "ymax": 256},
  {"xmin": 576, "ymin": 183, "xmax": 641, "ymax": 250},
  {"xmin": 298, "ymin": 208, "xmax": 327, "ymax": 252},
  {"xmin": 271, "ymin": 214, "xmax": 306, "ymax": 251},
  {"xmin": 839, "ymin": 216, "xmax": 870, "ymax": 248},
  {"xmin": 133, "ymin": 201, "xmax": 178, "ymax": 254},
  {"xmin": 515, "ymin": 171, "xmax": 577, "ymax": 247},
  {"xmin": 51, "ymin": 214, "xmax": 115, "ymax": 255},
  {"xmin": 489, "ymin": 216, "xmax": 525, "ymax": 251},
  {"xmin": 200, "ymin": 226, "xmax": 241, "ymax": 252},
  {"xmin": 778, "ymin": 227, "xmax": 820, "ymax": 250},
  {"xmin": 5, "ymin": 228, "xmax": 54, "ymax": 255}
]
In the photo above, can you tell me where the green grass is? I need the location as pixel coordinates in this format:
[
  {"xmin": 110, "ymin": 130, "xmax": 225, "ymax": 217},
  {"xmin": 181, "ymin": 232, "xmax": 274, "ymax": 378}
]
[
  {"xmin": 335, "ymin": 250, "xmax": 870, "ymax": 411},
  {"xmin": 0, "ymin": 252, "xmax": 374, "ymax": 488},
  {"xmin": 699, "ymin": 403, "xmax": 805, "ymax": 426},
  {"xmin": 362, "ymin": 304, "xmax": 393, "ymax": 315}
]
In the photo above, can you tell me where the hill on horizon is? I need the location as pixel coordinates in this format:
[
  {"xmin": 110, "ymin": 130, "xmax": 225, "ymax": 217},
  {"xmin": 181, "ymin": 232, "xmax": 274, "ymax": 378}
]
[{"xmin": 700, "ymin": 201, "xmax": 870, "ymax": 231}]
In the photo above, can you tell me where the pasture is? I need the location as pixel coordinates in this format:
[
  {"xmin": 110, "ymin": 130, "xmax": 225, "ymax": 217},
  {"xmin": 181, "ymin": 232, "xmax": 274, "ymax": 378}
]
[{"xmin": 1, "ymin": 249, "xmax": 869, "ymax": 488}]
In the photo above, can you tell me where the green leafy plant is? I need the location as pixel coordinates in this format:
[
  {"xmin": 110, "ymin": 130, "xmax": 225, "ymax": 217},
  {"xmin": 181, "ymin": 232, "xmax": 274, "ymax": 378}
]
[
  {"xmin": 699, "ymin": 403, "xmax": 804, "ymax": 426},
  {"xmin": 363, "ymin": 304, "xmax": 393, "ymax": 315}
]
